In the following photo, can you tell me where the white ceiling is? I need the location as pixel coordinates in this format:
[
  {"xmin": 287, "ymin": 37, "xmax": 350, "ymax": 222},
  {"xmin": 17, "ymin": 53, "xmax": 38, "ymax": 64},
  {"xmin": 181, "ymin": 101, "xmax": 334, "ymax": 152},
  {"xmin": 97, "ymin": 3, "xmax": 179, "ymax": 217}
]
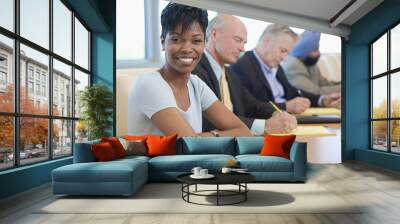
[{"xmin": 171, "ymin": 0, "xmax": 384, "ymax": 38}]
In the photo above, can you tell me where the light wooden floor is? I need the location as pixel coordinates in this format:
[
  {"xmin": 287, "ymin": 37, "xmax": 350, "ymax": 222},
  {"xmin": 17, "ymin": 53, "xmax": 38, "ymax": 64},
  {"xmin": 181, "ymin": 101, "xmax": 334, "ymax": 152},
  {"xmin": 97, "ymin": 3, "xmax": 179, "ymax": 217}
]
[{"xmin": 1, "ymin": 162, "xmax": 400, "ymax": 224}]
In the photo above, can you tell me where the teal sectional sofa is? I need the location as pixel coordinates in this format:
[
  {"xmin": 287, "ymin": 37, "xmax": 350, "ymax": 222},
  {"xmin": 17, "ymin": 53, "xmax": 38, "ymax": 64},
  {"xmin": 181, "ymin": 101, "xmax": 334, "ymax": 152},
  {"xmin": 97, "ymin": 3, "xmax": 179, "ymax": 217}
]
[{"xmin": 52, "ymin": 137, "xmax": 307, "ymax": 196}]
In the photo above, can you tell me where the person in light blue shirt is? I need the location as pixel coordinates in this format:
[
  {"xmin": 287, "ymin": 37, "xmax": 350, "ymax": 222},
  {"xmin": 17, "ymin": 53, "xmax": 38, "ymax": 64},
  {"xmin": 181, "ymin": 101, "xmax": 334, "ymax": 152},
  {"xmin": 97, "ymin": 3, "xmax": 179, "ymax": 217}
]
[{"xmin": 231, "ymin": 24, "xmax": 341, "ymax": 114}]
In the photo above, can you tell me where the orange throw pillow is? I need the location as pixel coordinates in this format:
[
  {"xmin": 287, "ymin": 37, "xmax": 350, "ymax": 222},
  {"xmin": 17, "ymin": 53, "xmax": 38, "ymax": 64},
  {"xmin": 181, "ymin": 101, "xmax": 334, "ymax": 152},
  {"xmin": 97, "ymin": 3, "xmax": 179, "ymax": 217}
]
[
  {"xmin": 146, "ymin": 134, "xmax": 178, "ymax": 157},
  {"xmin": 91, "ymin": 142, "xmax": 117, "ymax": 161},
  {"xmin": 260, "ymin": 134, "xmax": 296, "ymax": 159},
  {"xmin": 124, "ymin": 135, "xmax": 149, "ymax": 141},
  {"xmin": 101, "ymin": 137, "xmax": 127, "ymax": 158}
]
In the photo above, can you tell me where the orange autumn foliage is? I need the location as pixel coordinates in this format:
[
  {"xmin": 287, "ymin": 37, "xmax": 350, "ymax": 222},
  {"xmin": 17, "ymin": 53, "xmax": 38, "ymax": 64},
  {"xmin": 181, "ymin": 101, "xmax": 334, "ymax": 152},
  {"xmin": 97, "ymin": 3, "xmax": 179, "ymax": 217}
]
[{"xmin": 0, "ymin": 84, "xmax": 59, "ymax": 148}]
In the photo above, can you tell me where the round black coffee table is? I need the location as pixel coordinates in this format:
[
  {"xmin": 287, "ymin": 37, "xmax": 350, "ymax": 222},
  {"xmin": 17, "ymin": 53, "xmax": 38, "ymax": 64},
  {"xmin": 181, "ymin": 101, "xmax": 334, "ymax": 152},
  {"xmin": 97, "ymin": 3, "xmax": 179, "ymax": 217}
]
[{"xmin": 177, "ymin": 173, "xmax": 255, "ymax": 206}]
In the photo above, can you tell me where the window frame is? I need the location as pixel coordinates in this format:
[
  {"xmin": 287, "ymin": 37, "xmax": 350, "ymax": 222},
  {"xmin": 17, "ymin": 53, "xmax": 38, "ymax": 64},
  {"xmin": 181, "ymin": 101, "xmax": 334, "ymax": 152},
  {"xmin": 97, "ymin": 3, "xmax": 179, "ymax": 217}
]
[
  {"xmin": 116, "ymin": 0, "xmax": 162, "ymax": 69},
  {"xmin": 0, "ymin": 0, "xmax": 92, "ymax": 171},
  {"xmin": 370, "ymin": 20, "xmax": 400, "ymax": 154}
]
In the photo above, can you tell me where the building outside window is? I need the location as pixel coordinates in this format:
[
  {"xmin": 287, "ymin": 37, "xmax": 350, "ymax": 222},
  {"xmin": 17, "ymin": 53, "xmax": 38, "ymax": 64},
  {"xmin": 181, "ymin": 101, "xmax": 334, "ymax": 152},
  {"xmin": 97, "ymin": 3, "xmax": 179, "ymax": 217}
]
[
  {"xmin": 35, "ymin": 83, "xmax": 40, "ymax": 95},
  {"xmin": 0, "ymin": 71, "xmax": 6, "ymax": 85},
  {"xmin": 28, "ymin": 67, "xmax": 34, "ymax": 80},
  {"xmin": 35, "ymin": 70, "xmax": 40, "ymax": 81},
  {"xmin": 0, "ymin": 54, "xmax": 6, "ymax": 67},
  {"xmin": 42, "ymin": 85, "xmax": 46, "ymax": 97},
  {"xmin": 0, "ymin": 54, "xmax": 7, "ymax": 88},
  {"xmin": 28, "ymin": 81, "xmax": 34, "ymax": 94},
  {"xmin": 41, "ymin": 73, "xmax": 46, "ymax": 82}
]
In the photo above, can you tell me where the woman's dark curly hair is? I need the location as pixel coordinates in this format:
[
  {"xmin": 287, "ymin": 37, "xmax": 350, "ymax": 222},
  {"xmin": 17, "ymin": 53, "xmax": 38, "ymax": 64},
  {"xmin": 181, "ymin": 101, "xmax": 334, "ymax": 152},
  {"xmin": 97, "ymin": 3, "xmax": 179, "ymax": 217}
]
[{"xmin": 160, "ymin": 3, "xmax": 208, "ymax": 39}]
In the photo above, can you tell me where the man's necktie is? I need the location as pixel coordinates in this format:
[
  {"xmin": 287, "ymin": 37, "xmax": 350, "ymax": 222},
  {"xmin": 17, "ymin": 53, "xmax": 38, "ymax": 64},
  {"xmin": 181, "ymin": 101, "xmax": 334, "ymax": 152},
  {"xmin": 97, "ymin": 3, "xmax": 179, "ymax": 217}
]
[{"xmin": 219, "ymin": 68, "xmax": 233, "ymax": 111}]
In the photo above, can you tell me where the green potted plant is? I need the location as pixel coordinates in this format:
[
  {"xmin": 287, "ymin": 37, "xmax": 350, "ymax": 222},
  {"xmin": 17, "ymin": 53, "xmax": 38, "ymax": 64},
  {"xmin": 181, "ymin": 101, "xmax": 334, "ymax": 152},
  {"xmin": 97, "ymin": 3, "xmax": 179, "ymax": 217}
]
[{"xmin": 79, "ymin": 84, "xmax": 113, "ymax": 140}]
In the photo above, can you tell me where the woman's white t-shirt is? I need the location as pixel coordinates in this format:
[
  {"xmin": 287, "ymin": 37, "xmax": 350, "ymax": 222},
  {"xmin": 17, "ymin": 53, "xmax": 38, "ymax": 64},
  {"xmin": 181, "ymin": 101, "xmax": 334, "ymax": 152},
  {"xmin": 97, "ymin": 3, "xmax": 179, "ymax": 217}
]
[{"xmin": 127, "ymin": 72, "xmax": 218, "ymax": 135}]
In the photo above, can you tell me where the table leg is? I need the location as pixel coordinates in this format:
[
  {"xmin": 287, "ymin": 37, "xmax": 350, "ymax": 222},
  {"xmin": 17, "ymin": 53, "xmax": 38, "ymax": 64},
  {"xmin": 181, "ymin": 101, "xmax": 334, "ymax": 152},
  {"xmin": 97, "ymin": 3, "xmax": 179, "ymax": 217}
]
[
  {"xmin": 187, "ymin": 184, "xmax": 190, "ymax": 202},
  {"xmin": 217, "ymin": 184, "xmax": 219, "ymax": 206},
  {"xmin": 245, "ymin": 183, "xmax": 247, "ymax": 201}
]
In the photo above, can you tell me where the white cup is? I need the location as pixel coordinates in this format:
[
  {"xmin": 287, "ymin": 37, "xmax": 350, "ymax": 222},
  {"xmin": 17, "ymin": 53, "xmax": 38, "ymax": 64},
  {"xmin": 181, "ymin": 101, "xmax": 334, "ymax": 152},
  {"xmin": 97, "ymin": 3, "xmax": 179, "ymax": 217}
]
[
  {"xmin": 200, "ymin": 169, "xmax": 208, "ymax": 176},
  {"xmin": 191, "ymin": 167, "xmax": 202, "ymax": 176},
  {"xmin": 221, "ymin": 167, "xmax": 232, "ymax": 174}
]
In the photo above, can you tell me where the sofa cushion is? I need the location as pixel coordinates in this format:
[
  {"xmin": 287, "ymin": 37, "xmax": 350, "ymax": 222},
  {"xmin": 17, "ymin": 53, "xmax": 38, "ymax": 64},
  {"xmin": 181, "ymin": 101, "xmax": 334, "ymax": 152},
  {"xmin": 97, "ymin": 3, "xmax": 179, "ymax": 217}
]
[
  {"xmin": 260, "ymin": 134, "xmax": 296, "ymax": 159},
  {"xmin": 124, "ymin": 135, "xmax": 148, "ymax": 141},
  {"xmin": 52, "ymin": 157, "xmax": 148, "ymax": 195},
  {"xmin": 53, "ymin": 158, "xmax": 148, "ymax": 182},
  {"xmin": 148, "ymin": 154, "xmax": 235, "ymax": 172},
  {"xmin": 179, "ymin": 137, "xmax": 235, "ymax": 155},
  {"xmin": 115, "ymin": 155, "xmax": 150, "ymax": 164},
  {"xmin": 236, "ymin": 155, "xmax": 293, "ymax": 172},
  {"xmin": 119, "ymin": 138, "xmax": 147, "ymax": 156},
  {"xmin": 235, "ymin": 137, "xmax": 263, "ymax": 155},
  {"xmin": 91, "ymin": 142, "xmax": 118, "ymax": 161},
  {"xmin": 74, "ymin": 140, "xmax": 100, "ymax": 163},
  {"xmin": 147, "ymin": 134, "xmax": 177, "ymax": 157},
  {"xmin": 101, "ymin": 137, "xmax": 127, "ymax": 158}
]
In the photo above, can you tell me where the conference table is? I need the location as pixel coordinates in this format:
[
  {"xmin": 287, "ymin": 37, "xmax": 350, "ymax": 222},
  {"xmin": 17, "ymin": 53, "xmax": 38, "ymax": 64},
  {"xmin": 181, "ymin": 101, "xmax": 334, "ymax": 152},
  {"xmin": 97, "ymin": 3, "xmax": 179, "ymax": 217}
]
[{"xmin": 295, "ymin": 114, "xmax": 341, "ymax": 164}]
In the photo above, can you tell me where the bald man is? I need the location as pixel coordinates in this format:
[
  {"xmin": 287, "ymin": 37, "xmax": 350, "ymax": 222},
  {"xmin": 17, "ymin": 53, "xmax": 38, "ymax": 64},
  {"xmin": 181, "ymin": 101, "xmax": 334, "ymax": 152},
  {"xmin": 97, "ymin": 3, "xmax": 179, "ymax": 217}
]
[{"xmin": 193, "ymin": 15, "xmax": 297, "ymax": 135}]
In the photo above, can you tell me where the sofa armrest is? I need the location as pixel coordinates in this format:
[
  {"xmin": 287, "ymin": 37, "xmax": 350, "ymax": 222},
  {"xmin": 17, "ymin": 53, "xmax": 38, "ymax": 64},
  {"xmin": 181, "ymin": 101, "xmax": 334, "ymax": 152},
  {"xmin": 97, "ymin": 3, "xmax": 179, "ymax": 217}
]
[
  {"xmin": 73, "ymin": 140, "xmax": 100, "ymax": 163},
  {"xmin": 289, "ymin": 142, "xmax": 307, "ymax": 181}
]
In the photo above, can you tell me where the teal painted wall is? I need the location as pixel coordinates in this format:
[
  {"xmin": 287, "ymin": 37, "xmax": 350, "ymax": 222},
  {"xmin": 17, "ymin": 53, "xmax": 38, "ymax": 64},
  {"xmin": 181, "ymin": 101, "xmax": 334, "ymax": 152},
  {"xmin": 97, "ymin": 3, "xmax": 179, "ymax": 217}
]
[
  {"xmin": 92, "ymin": 32, "xmax": 115, "ymax": 135},
  {"xmin": 344, "ymin": 0, "xmax": 400, "ymax": 171},
  {"xmin": 355, "ymin": 148, "xmax": 400, "ymax": 172},
  {"xmin": 0, "ymin": 158, "xmax": 72, "ymax": 199},
  {"xmin": 91, "ymin": 0, "xmax": 116, "ymax": 135},
  {"xmin": 0, "ymin": 0, "xmax": 116, "ymax": 200},
  {"xmin": 342, "ymin": 44, "xmax": 369, "ymax": 160}
]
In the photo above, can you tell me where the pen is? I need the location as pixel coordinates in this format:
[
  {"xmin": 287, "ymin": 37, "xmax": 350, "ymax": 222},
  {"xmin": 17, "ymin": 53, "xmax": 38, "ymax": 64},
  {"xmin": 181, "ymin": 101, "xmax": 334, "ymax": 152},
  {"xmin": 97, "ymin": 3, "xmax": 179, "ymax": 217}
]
[{"xmin": 269, "ymin": 101, "xmax": 282, "ymax": 112}]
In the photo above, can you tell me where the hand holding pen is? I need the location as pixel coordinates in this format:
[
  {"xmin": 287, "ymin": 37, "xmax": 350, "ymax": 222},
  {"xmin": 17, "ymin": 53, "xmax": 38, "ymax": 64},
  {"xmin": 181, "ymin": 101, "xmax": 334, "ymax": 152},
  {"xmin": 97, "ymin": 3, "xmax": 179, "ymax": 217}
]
[{"xmin": 265, "ymin": 101, "xmax": 297, "ymax": 133}]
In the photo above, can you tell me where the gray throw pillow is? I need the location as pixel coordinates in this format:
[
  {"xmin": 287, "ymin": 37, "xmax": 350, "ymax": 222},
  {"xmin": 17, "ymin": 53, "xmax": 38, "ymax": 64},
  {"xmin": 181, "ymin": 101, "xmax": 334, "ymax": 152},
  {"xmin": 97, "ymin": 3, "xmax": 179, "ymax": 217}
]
[{"xmin": 119, "ymin": 138, "xmax": 147, "ymax": 156}]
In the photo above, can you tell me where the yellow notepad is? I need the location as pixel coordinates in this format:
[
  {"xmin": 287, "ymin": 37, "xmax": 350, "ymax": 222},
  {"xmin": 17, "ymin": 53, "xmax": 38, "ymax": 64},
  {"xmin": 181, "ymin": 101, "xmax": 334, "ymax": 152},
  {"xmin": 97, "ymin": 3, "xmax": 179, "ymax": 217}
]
[
  {"xmin": 300, "ymin": 107, "xmax": 341, "ymax": 116},
  {"xmin": 270, "ymin": 125, "xmax": 335, "ymax": 137}
]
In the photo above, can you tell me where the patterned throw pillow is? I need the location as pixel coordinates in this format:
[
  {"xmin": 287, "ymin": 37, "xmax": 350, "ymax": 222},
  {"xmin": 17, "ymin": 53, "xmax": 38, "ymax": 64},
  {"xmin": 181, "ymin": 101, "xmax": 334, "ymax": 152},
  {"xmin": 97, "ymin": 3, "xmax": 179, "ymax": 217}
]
[{"xmin": 119, "ymin": 138, "xmax": 147, "ymax": 156}]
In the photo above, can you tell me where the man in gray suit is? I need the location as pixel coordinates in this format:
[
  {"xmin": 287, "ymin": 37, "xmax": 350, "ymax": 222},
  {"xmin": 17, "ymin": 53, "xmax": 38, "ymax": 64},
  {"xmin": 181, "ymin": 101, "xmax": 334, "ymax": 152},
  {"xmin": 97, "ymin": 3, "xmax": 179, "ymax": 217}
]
[{"xmin": 282, "ymin": 31, "xmax": 341, "ymax": 95}]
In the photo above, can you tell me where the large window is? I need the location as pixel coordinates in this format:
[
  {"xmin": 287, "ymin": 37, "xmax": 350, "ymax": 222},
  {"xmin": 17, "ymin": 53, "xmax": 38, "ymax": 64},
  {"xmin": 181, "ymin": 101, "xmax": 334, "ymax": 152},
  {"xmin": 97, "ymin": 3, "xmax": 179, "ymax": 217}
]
[
  {"xmin": 371, "ymin": 23, "xmax": 400, "ymax": 153},
  {"xmin": 0, "ymin": 0, "xmax": 91, "ymax": 171},
  {"xmin": 116, "ymin": 0, "xmax": 145, "ymax": 62}
]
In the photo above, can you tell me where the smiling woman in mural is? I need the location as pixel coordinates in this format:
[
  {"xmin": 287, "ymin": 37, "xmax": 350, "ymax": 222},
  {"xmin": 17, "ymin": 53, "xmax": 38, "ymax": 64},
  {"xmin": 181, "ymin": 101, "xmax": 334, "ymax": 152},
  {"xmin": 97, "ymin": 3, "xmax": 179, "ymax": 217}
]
[{"xmin": 127, "ymin": 3, "xmax": 251, "ymax": 137}]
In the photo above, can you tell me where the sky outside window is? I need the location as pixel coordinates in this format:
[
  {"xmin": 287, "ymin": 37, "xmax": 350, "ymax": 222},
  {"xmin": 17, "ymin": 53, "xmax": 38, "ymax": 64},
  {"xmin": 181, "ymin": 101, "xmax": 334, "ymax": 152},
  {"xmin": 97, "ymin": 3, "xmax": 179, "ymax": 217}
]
[
  {"xmin": 391, "ymin": 24, "xmax": 400, "ymax": 70},
  {"xmin": 53, "ymin": 0, "xmax": 72, "ymax": 60},
  {"xmin": 75, "ymin": 18, "xmax": 89, "ymax": 70},
  {"xmin": 0, "ymin": 0, "xmax": 14, "ymax": 32},
  {"xmin": 20, "ymin": 0, "xmax": 49, "ymax": 49},
  {"xmin": 372, "ymin": 34, "xmax": 387, "ymax": 76}
]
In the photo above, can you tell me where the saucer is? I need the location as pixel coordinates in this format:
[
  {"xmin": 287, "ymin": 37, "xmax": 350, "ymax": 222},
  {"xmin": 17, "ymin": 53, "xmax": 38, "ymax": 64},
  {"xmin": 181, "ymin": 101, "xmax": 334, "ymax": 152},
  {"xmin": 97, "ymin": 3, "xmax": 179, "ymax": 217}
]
[
  {"xmin": 190, "ymin": 174, "xmax": 215, "ymax": 179},
  {"xmin": 232, "ymin": 170, "xmax": 249, "ymax": 174}
]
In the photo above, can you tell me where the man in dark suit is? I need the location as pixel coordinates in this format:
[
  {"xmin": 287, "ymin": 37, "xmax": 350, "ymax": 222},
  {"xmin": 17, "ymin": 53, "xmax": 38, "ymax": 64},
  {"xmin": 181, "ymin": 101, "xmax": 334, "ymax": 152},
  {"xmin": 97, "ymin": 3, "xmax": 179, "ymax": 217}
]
[
  {"xmin": 193, "ymin": 15, "xmax": 297, "ymax": 135},
  {"xmin": 231, "ymin": 24, "xmax": 341, "ymax": 114}
]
